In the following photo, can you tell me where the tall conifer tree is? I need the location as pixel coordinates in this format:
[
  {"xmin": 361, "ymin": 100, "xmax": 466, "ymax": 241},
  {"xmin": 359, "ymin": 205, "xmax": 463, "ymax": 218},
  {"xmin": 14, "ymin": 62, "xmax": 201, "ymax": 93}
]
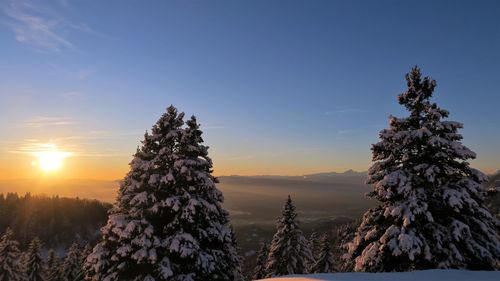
[
  {"xmin": 307, "ymin": 231, "xmax": 321, "ymax": 270},
  {"xmin": 347, "ymin": 67, "xmax": 500, "ymax": 271},
  {"xmin": 252, "ymin": 242, "xmax": 269, "ymax": 280},
  {"xmin": 86, "ymin": 106, "xmax": 240, "ymax": 281},
  {"xmin": 311, "ymin": 233, "xmax": 335, "ymax": 273},
  {"xmin": 265, "ymin": 196, "xmax": 312, "ymax": 277},
  {"xmin": 24, "ymin": 237, "xmax": 45, "ymax": 281},
  {"xmin": 46, "ymin": 249, "xmax": 62, "ymax": 281},
  {"xmin": 62, "ymin": 242, "xmax": 85, "ymax": 281},
  {"xmin": 0, "ymin": 228, "xmax": 23, "ymax": 281}
]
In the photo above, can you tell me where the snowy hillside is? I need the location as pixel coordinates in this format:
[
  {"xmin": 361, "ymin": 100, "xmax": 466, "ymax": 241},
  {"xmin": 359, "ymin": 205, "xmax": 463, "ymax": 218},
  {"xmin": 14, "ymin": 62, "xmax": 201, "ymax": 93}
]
[{"xmin": 257, "ymin": 269, "xmax": 500, "ymax": 281}]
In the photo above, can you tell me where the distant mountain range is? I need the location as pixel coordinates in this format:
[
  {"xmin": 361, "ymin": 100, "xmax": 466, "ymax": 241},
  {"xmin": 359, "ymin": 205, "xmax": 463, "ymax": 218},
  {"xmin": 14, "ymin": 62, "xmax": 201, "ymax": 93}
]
[
  {"xmin": 0, "ymin": 171, "xmax": 372, "ymax": 220},
  {"xmin": 1, "ymin": 170, "xmax": 497, "ymax": 222},
  {"xmin": 217, "ymin": 171, "xmax": 374, "ymax": 223},
  {"xmin": 0, "ymin": 171, "xmax": 368, "ymax": 202}
]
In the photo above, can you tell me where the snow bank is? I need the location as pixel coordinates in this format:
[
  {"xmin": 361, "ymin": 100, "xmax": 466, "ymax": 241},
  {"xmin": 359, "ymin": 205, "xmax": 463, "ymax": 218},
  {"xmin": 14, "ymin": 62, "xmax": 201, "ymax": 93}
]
[{"xmin": 257, "ymin": 269, "xmax": 499, "ymax": 281}]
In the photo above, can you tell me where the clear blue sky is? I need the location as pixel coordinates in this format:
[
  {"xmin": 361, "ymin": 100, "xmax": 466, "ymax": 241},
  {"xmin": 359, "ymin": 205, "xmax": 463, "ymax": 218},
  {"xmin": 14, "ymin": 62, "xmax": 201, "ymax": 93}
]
[{"xmin": 0, "ymin": 0, "xmax": 499, "ymax": 178}]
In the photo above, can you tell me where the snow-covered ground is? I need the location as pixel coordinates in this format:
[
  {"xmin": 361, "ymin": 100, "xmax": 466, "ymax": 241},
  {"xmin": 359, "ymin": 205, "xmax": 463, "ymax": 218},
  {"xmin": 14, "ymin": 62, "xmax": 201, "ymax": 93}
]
[{"xmin": 257, "ymin": 269, "xmax": 500, "ymax": 281}]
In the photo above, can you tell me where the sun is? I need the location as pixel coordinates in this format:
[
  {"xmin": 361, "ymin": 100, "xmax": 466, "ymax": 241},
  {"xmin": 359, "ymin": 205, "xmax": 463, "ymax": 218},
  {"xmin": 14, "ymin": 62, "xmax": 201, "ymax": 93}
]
[{"xmin": 33, "ymin": 149, "xmax": 71, "ymax": 172}]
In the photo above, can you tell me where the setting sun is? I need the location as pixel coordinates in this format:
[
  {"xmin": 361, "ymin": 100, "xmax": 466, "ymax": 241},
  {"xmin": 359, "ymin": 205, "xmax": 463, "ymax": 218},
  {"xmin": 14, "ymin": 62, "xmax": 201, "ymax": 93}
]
[
  {"xmin": 33, "ymin": 148, "xmax": 71, "ymax": 172},
  {"xmin": 0, "ymin": 1, "xmax": 499, "ymax": 280}
]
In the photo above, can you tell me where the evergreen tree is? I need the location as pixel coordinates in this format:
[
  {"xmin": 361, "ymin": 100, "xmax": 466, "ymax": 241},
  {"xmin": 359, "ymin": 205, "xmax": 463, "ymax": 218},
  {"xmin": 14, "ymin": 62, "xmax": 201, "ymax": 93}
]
[
  {"xmin": 61, "ymin": 242, "xmax": 84, "ymax": 281},
  {"xmin": 229, "ymin": 230, "xmax": 244, "ymax": 281},
  {"xmin": 85, "ymin": 106, "xmax": 240, "ymax": 281},
  {"xmin": 311, "ymin": 233, "xmax": 335, "ymax": 273},
  {"xmin": 307, "ymin": 231, "xmax": 321, "ymax": 269},
  {"xmin": 334, "ymin": 220, "xmax": 358, "ymax": 272},
  {"xmin": 46, "ymin": 249, "xmax": 62, "ymax": 281},
  {"xmin": 252, "ymin": 242, "xmax": 269, "ymax": 280},
  {"xmin": 24, "ymin": 237, "xmax": 45, "ymax": 281},
  {"xmin": 0, "ymin": 228, "xmax": 23, "ymax": 281},
  {"xmin": 265, "ymin": 196, "xmax": 312, "ymax": 277},
  {"xmin": 81, "ymin": 244, "xmax": 93, "ymax": 264},
  {"xmin": 347, "ymin": 66, "xmax": 500, "ymax": 271}
]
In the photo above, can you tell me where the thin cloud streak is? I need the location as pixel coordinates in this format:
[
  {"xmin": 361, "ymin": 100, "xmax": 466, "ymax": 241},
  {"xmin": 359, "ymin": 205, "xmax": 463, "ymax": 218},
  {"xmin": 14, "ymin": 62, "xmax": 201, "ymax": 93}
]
[
  {"xmin": 2, "ymin": 0, "xmax": 106, "ymax": 53},
  {"xmin": 2, "ymin": 0, "xmax": 74, "ymax": 52},
  {"xmin": 9, "ymin": 141, "xmax": 75, "ymax": 154},
  {"xmin": 46, "ymin": 63, "xmax": 96, "ymax": 81},
  {"xmin": 56, "ymin": 131, "xmax": 142, "ymax": 141},
  {"xmin": 226, "ymin": 155, "xmax": 254, "ymax": 161},
  {"xmin": 8, "ymin": 139, "xmax": 128, "ymax": 158},
  {"xmin": 18, "ymin": 116, "xmax": 74, "ymax": 128},
  {"xmin": 325, "ymin": 109, "xmax": 370, "ymax": 115},
  {"xmin": 202, "ymin": 125, "xmax": 225, "ymax": 130},
  {"xmin": 337, "ymin": 130, "xmax": 351, "ymax": 135}
]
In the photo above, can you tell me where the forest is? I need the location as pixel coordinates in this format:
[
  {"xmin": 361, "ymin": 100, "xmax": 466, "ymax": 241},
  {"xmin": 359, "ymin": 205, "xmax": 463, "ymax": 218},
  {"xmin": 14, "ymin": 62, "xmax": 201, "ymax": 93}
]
[
  {"xmin": 0, "ymin": 193, "xmax": 110, "ymax": 249},
  {"xmin": 0, "ymin": 67, "xmax": 499, "ymax": 281}
]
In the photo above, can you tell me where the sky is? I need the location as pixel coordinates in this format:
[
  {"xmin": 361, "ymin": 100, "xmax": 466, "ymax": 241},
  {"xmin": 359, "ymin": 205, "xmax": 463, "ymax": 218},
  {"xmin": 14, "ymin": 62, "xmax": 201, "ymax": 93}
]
[{"xmin": 0, "ymin": 0, "xmax": 499, "ymax": 180}]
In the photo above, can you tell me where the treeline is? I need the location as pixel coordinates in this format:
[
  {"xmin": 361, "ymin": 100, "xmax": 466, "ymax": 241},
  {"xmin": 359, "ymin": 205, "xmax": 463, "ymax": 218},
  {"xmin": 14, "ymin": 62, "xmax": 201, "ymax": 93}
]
[
  {"xmin": 0, "ymin": 228, "xmax": 90, "ymax": 281},
  {"xmin": 0, "ymin": 193, "xmax": 111, "ymax": 248}
]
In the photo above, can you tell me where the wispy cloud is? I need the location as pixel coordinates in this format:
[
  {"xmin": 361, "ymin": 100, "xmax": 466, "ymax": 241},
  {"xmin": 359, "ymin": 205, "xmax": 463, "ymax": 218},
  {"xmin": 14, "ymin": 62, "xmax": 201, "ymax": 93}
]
[
  {"xmin": 227, "ymin": 155, "xmax": 254, "ymax": 161},
  {"xmin": 58, "ymin": 130, "xmax": 137, "ymax": 141},
  {"xmin": 8, "ymin": 139, "xmax": 129, "ymax": 158},
  {"xmin": 337, "ymin": 130, "xmax": 351, "ymax": 135},
  {"xmin": 66, "ymin": 21, "xmax": 112, "ymax": 39},
  {"xmin": 2, "ymin": 0, "xmax": 104, "ymax": 53},
  {"xmin": 46, "ymin": 63, "xmax": 96, "ymax": 80},
  {"xmin": 2, "ymin": 0, "xmax": 73, "ymax": 52},
  {"xmin": 203, "ymin": 125, "xmax": 225, "ymax": 130},
  {"xmin": 325, "ymin": 108, "xmax": 369, "ymax": 115},
  {"xmin": 18, "ymin": 116, "xmax": 74, "ymax": 128},
  {"xmin": 9, "ymin": 140, "xmax": 75, "ymax": 154},
  {"xmin": 76, "ymin": 151, "xmax": 131, "ymax": 158}
]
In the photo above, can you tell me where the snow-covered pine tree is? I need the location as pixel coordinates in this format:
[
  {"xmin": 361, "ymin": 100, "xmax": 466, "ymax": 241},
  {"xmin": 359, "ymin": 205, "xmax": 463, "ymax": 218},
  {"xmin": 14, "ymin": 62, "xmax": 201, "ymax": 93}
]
[
  {"xmin": 229, "ymin": 229, "xmax": 245, "ymax": 281},
  {"xmin": 61, "ymin": 242, "xmax": 84, "ymax": 281},
  {"xmin": 265, "ymin": 196, "xmax": 312, "ymax": 277},
  {"xmin": 0, "ymin": 228, "xmax": 23, "ymax": 281},
  {"xmin": 347, "ymin": 66, "xmax": 500, "ymax": 271},
  {"xmin": 335, "ymin": 220, "xmax": 359, "ymax": 272},
  {"xmin": 311, "ymin": 233, "xmax": 335, "ymax": 273},
  {"xmin": 85, "ymin": 106, "xmax": 240, "ymax": 281},
  {"xmin": 252, "ymin": 242, "xmax": 269, "ymax": 280},
  {"xmin": 24, "ymin": 237, "xmax": 45, "ymax": 281},
  {"xmin": 46, "ymin": 249, "xmax": 62, "ymax": 281},
  {"xmin": 307, "ymin": 231, "xmax": 321, "ymax": 269},
  {"xmin": 81, "ymin": 244, "xmax": 93, "ymax": 258}
]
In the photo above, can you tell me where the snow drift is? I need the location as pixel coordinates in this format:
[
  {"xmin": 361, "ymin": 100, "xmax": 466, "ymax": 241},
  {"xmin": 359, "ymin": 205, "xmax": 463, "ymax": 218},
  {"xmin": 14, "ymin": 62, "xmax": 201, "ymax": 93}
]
[{"xmin": 257, "ymin": 269, "xmax": 499, "ymax": 281}]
